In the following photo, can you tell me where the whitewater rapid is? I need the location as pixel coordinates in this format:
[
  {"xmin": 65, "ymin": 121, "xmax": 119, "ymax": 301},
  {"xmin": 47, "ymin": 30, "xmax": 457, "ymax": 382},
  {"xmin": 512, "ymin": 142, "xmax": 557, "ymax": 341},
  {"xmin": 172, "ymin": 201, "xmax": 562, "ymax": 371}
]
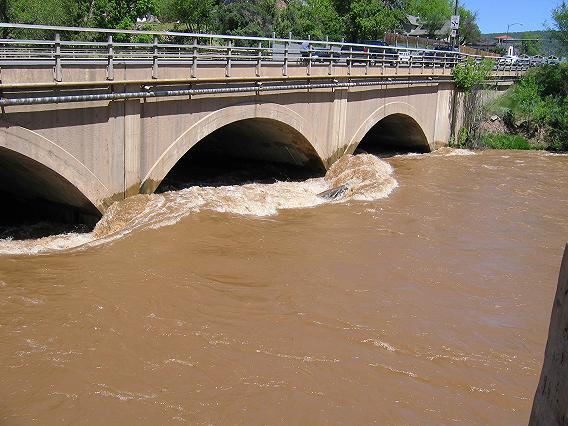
[{"xmin": 0, "ymin": 154, "xmax": 400, "ymax": 256}]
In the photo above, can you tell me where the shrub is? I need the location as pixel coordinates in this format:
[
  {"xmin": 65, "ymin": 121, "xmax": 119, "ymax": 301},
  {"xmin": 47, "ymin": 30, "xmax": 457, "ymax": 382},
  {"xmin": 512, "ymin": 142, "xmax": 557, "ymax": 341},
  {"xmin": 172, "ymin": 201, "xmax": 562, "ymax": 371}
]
[
  {"xmin": 486, "ymin": 64, "xmax": 568, "ymax": 151},
  {"xmin": 481, "ymin": 133, "xmax": 534, "ymax": 150},
  {"xmin": 452, "ymin": 58, "xmax": 495, "ymax": 93}
]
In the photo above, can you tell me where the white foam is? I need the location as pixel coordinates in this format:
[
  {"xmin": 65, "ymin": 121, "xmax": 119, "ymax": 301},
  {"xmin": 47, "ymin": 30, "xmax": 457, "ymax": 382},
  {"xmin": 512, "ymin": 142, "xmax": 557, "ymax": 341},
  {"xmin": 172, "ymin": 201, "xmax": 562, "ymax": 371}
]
[
  {"xmin": 393, "ymin": 147, "xmax": 476, "ymax": 159},
  {"xmin": 433, "ymin": 147, "xmax": 476, "ymax": 156},
  {"xmin": 362, "ymin": 338, "xmax": 397, "ymax": 352},
  {"xmin": 0, "ymin": 154, "xmax": 397, "ymax": 256}
]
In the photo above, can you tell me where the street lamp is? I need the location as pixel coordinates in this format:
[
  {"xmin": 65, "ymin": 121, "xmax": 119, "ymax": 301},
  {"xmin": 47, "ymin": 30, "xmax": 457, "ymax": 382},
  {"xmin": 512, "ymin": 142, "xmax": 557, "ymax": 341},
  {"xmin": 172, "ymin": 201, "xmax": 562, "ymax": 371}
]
[
  {"xmin": 506, "ymin": 22, "xmax": 524, "ymax": 37},
  {"xmin": 505, "ymin": 22, "xmax": 523, "ymax": 55}
]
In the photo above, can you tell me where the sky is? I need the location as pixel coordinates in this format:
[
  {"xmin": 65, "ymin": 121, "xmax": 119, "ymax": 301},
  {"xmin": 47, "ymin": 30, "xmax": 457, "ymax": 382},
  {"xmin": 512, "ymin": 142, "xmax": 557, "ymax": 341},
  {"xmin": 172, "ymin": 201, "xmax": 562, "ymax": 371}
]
[{"xmin": 462, "ymin": 0, "xmax": 561, "ymax": 33}]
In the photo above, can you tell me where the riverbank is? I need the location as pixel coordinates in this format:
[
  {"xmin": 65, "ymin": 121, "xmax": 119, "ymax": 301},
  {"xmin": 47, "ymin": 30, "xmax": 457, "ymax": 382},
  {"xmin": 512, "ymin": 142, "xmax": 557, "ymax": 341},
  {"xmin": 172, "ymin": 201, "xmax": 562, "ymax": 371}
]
[{"xmin": 452, "ymin": 63, "xmax": 568, "ymax": 153}]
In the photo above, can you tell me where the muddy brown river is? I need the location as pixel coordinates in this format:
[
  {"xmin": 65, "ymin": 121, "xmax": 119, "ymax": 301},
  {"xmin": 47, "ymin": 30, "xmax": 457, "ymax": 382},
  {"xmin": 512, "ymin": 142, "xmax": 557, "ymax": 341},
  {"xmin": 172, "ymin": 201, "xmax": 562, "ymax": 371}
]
[{"xmin": 1, "ymin": 149, "xmax": 568, "ymax": 424}]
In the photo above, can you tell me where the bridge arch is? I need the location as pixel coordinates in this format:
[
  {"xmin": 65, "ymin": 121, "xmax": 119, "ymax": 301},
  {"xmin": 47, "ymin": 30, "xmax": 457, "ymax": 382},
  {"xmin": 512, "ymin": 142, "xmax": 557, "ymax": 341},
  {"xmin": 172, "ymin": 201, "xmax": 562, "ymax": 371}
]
[
  {"xmin": 141, "ymin": 103, "xmax": 325, "ymax": 193},
  {"xmin": 0, "ymin": 123, "xmax": 108, "ymax": 222},
  {"xmin": 347, "ymin": 102, "xmax": 432, "ymax": 155}
]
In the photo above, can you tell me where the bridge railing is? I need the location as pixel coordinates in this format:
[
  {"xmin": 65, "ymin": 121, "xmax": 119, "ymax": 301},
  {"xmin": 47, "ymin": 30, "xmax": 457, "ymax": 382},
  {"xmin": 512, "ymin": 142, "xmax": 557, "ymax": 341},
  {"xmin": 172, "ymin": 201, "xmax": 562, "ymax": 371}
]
[{"xmin": 0, "ymin": 22, "xmax": 528, "ymax": 83}]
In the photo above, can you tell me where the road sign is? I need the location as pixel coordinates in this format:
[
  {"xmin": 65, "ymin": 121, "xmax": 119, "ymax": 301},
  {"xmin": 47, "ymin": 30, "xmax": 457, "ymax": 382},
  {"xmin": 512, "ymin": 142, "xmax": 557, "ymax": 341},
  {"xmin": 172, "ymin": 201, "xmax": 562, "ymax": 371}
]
[{"xmin": 450, "ymin": 15, "xmax": 460, "ymax": 30}]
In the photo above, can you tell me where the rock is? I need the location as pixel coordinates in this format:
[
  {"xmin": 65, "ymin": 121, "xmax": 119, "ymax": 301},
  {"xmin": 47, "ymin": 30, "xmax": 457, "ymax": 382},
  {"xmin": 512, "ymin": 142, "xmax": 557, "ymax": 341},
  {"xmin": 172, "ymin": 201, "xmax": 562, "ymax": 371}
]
[
  {"xmin": 490, "ymin": 115, "xmax": 500, "ymax": 122},
  {"xmin": 530, "ymin": 244, "xmax": 568, "ymax": 425}
]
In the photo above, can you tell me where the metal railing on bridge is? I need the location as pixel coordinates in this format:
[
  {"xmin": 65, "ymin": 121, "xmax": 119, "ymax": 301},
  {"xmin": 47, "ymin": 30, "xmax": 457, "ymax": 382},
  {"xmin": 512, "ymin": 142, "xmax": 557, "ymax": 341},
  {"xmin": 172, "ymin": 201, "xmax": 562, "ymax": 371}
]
[{"xmin": 0, "ymin": 22, "xmax": 526, "ymax": 83}]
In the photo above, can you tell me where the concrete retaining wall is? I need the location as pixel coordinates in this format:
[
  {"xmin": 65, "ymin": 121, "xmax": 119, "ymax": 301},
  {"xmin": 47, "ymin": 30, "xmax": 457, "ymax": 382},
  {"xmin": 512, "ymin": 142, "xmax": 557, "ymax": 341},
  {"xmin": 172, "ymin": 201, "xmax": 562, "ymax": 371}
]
[{"xmin": 530, "ymin": 244, "xmax": 568, "ymax": 425}]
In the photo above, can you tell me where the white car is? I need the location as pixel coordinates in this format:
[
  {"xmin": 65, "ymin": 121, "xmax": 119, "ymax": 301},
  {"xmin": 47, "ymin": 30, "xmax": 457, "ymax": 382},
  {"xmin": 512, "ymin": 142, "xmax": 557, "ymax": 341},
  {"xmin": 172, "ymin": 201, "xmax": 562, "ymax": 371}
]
[{"xmin": 499, "ymin": 55, "xmax": 518, "ymax": 65}]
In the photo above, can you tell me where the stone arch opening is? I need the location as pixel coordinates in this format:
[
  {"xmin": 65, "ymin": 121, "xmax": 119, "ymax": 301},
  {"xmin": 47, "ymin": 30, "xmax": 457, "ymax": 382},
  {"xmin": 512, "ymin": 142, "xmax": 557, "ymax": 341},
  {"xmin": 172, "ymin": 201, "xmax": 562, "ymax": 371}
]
[
  {"xmin": 0, "ymin": 146, "xmax": 101, "ymax": 239},
  {"xmin": 156, "ymin": 117, "xmax": 326, "ymax": 192},
  {"xmin": 356, "ymin": 113, "xmax": 430, "ymax": 155}
]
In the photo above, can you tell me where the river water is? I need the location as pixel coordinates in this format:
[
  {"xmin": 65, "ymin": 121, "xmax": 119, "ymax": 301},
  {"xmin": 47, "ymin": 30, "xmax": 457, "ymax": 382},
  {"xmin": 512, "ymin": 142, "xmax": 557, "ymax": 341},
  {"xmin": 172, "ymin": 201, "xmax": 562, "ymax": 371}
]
[{"xmin": 1, "ymin": 149, "xmax": 567, "ymax": 424}]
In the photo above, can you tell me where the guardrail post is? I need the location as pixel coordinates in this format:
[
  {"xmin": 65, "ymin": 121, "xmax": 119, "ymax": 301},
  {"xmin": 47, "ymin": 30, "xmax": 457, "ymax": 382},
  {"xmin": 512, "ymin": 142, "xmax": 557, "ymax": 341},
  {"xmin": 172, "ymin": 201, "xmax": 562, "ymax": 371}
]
[
  {"xmin": 106, "ymin": 35, "xmax": 114, "ymax": 81},
  {"xmin": 54, "ymin": 32, "xmax": 62, "ymax": 82},
  {"xmin": 307, "ymin": 35, "xmax": 311, "ymax": 76},
  {"xmin": 152, "ymin": 36, "xmax": 159, "ymax": 79},
  {"xmin": 226, "ymin": 40, "xmax": 232, "ymax": 77},
  {"xmin": 191, "ymin": 37, "xmax": 198, "ymax": 78},
  {"xmin": 326, "ymin": 36, "xmax": 333, "ymax": 76},
  {"xmin": 348, "ymin": 46, "xmax": 352, "ymax": 75},
  {"xmin": 283, "ymin": 34, "xmax": 290, "ymax": 76},
  {"xmin": 256, "ymin": 41, "xmax": 262, "ymax": 77},
  {"xmin": 365, "ymin": 49, "xmax": 369, "ymax": 75}
]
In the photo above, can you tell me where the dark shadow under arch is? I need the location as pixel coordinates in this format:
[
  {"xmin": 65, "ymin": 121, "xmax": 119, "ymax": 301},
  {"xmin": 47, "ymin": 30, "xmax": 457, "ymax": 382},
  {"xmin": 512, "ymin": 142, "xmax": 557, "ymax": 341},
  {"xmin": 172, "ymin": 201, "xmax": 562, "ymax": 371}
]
[
  {"xmin": 157, "ymin": 117, "xmax": 326, "ymax": 191},
  {"xmin": 0, "ymin": 147, "xmax": 101, "ymax": 239},
  {"xmin": 356, "ymin": 113, "xmax": 430, "ymax": 155}
]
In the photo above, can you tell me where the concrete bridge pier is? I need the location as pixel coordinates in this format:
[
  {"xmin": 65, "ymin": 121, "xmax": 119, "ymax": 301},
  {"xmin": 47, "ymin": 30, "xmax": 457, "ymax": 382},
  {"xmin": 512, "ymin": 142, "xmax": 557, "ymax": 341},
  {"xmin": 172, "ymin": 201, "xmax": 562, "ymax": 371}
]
[{"xmin": 124, "ymin": 91, "xmax": 143, "ymax": 198}]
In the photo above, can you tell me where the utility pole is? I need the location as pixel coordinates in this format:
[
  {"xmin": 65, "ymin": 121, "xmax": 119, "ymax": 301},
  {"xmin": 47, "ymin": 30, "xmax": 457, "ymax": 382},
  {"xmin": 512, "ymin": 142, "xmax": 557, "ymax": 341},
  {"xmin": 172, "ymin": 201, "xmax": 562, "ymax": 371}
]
[{"xmin": 453, "ymin": 0, "xmax": 459, "ymax": 50}]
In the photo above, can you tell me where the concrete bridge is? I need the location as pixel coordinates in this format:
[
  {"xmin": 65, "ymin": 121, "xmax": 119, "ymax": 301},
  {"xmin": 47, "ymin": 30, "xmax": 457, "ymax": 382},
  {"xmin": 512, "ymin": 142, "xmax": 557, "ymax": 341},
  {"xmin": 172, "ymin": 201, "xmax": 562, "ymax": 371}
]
[{"xmin": 0, "ymin": 24, "xmax": 521, "ymax": 223}]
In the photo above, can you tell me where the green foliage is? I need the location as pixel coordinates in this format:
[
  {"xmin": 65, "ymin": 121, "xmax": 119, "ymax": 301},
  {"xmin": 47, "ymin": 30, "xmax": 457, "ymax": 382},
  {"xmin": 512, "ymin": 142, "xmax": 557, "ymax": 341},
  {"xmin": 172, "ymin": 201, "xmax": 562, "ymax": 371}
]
[
  {"xmin": 449, "ymin": 127, "xmax": 468, "ymax": 148},
  {"xmin": 216, "ymin": 0, "xmax": 277, "ymax": 37},
  {"xmin": 0, "ymin": 0, "xmax": 77, "ymax": 37},
  {"xmin": 487, "ymin": 63, "xmax": 568, "ymax": 151},
  {"xmin": 481, "ymin": 133, "xmax": 534, "ymax": 150},
  {"xmin": 404, "ymin": 0, "xmax": 452, "ymax": 28},
  {"xmin": 552, "ymin": 2, "xmax": 568, "ymax": 54},
  {"xmin": 275, "ymin": 0, "xmax": 344, "ymax": 40},
  {"xmin": 458, "ymin": 7, "xmax": 480, "ymax": 45},
  {"xmin": 519, "ymin": 32, "xmax": 541, "ymax": 56},
  {"xmin": 347, "ymin": 0, "xmax": 403, "ymax": 41},
  {"xmin": 78, "ymin": 0, "xmax": 157, "ymax": 30},
  {"xmin": 452, "ymin": 58, "xmax": 494, "ymax": 92},
  {"xmin": 0, "ymin": 0, "xmax": 484, "ymax": 46},
  {"xmin": 164, "ymin": 0, "xmax": 218, "ymax": 33},
  {"xmin": 299, "ymin": 0, "xmax": 345, "ymax": 40}
]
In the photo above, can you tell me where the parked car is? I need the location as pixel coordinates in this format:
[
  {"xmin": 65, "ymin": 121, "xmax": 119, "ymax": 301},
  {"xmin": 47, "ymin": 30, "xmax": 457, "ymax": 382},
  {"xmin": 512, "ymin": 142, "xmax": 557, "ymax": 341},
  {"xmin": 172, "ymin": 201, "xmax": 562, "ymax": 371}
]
[
  {"xmin": 518, "ymin": 54, "xmax": 531, "ymax": 67},
  {"xmin": 431, "ymin": 44, "xmax": 459, "ymax": 67},
  {"xmin": 341, "ymin": 40, "xmax": 396, "ymax": 66},
  {"xmin": 499, "ymin": 55, "xmax": 518, "ymax": 65},
  {"xmin": 546, "ymin": 55, "xmax": 560, "ymax": 64},
  {"xmin": 409, "ymin": 50, "xmax": 425, "ymax": 66},
  {"xmin": 300, "ymin": 41, "xmax": 338, "ymax": 63},
  {"xmin": 530, "ymin": 55, "xmax": 544, "ymax": 66}
]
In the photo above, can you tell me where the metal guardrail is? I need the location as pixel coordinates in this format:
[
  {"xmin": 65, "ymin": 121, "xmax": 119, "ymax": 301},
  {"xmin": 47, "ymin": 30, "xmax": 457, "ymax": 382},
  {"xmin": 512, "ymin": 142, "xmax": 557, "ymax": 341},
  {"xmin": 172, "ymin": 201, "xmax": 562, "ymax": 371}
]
[{"xmin": 0, "ymin": 22, "xmax": 528, "ymax": 83}]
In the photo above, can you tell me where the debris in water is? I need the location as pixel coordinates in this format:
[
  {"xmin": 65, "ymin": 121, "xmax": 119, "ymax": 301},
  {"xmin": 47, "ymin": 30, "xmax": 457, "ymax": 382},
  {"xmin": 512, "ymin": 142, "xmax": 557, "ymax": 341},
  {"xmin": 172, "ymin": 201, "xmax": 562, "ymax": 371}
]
[{"xmin": 317, "ymin": 184, "xmax": 350, "ymax": 200}]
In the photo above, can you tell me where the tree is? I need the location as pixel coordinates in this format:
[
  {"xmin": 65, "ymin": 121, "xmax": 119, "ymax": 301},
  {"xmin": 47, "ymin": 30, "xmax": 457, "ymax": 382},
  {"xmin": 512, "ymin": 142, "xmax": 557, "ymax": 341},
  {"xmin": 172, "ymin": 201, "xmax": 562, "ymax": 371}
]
[
  {"xmin": 165, "ymin": 0, "xmax": 219, "ymax": 33},
  {"xmin": 519, "ymin": 32, "xmax": 541, "ymax": 56},
  {"xmin": 0, "ymin": 0, "xmax": 78, "ymax": 37},
  {"xmin": 552, "ymin": 2, "xmax": 568, "ymax": 53},
  {"xmin": 404, "ymin": 0, "xmax": 452, "ymax": 30},
  {"xmin": 347, "ymin": 0, "xmax": 403, "ymax": 41},
  {"xmin": 217, "ymin": 0, "xmax": 277, "ymax": 37},
  {"xmin": 276, "ymin": 0, "xmax": 344, "ymax": 40},
  {"xmin": 76, "ymin": 0, "xmax": 157, "ymax": 30},
  {"xmin": 331, "ymin": 0, "xmax": 350, "ymax": 15},
  {"xmin": 458, "ymin": 7, "xmax": 480, "ymax": 45}
]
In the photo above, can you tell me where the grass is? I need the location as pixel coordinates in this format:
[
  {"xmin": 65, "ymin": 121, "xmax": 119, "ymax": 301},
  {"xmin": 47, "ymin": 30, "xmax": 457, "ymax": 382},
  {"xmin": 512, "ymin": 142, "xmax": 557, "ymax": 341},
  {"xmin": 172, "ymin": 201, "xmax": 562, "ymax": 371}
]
[{"xmin": 481, "ymin": 133, "xmax": 537, "ymax": 150}]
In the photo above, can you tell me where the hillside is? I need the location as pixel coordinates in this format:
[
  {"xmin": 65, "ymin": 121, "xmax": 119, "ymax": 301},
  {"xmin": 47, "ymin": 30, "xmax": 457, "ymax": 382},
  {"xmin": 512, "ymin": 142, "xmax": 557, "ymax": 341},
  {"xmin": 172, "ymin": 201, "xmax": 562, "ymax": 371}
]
[{"xmin": 482, "ymin": 30, "xmax": 563, "ymax": 56}]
